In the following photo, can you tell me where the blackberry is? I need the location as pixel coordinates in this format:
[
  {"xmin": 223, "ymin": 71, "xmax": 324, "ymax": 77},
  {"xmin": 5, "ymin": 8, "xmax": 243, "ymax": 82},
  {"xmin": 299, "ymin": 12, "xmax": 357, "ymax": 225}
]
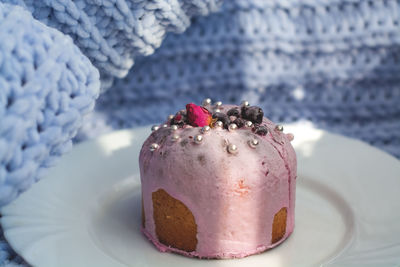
[
  {"xmin": 233, "ymin": 118, "xmax": 246, "ymax": 128},
  {"xmin": 212, "ymin": 112, "xmax": 229, "ymax": 128},
  {"xmin": 241, "ymin": 106, "xmax": 264, "ymax": 124},
  {"xmin": 227, "ymin": 108, "xmax": 240, "ymax": 117},
  {"xmin": 255, "ymin": 126, "xmax": 268, "ymax": 136}
]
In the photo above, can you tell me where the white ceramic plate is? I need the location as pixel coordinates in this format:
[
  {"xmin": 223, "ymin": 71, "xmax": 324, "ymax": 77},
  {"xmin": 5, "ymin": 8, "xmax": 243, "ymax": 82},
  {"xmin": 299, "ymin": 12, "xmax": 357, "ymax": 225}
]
[{"xmin": 2, "ymin": 124, "xmax": 400, "ymax": 267}]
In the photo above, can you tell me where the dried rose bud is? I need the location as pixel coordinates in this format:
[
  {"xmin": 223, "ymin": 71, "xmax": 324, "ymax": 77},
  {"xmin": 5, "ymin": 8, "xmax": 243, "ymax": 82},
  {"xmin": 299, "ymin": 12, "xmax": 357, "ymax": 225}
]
[{"xmin": 186, "ymin": 103, "xmax": 213, "ymax": 127}]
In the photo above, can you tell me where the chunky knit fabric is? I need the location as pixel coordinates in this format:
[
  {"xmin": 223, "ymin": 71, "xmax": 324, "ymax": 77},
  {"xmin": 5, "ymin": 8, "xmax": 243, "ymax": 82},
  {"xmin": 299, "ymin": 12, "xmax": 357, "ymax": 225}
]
[
  {"xmin": 1, "ymin": 0, "xmax": 400, "ymax": 266},
  {"xmin": 91, "ymin": 0, "xmax": 400, "ymax": 158},
  {"xmin": 0, "ymin": 2, "xmax": 100, "ymax": 206},
  {"xmin": 3, "ymin": 0, "xmax": 222, "ymax": 89}
]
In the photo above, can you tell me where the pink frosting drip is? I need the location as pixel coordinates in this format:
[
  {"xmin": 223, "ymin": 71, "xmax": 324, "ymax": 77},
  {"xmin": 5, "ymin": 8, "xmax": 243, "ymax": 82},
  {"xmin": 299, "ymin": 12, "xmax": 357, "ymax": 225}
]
[{"xmin": 139, "ymin": 104, "xmax": 297, "ymax": 259}]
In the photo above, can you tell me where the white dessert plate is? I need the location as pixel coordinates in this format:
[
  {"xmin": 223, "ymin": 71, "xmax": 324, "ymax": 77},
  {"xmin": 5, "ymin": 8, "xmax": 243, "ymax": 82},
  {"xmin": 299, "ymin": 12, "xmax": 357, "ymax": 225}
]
[{"xmin": 1, "ymin": 123, "xmax": 400, "ymax": 267}]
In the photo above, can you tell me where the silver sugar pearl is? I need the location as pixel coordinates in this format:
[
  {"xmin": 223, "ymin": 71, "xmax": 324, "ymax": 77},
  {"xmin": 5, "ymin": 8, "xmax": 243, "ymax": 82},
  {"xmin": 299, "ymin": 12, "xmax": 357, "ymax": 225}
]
[
  {"xmin": 241, "ymin": 100, "xmax": 250, "ymax": 107},
  {"xmin": 150, "ymin": 143, "xmax": 159, "ymax": 152},
  {"xmin": 228, "ymin": 123, "xmax": 238, "ymax": 131},
  {"xmin": 201, "ymin": 125, "xmax": 211, "ymax": 133},
  {"xmin": 202, "ymin": 98, "xmax": 212, "ymax": 106},
  {"xmin": 151, "ymin": 125, "xmax": 160, "ymax": 131},
  {"xmin": 194, "ymin": 134, "xmax": 203, "ymax": 144},
  {"xmin": 170, "ymin": 125, "xmax": 178, "ymax": 131},
  {"xmin": 214, "ymin": 108, "xmax": 221, "ymax": 113},
  {"xmin": 248, "ymin": 139, "xmax": 259, "ymax": 148},
  {"xmin": 214, "ymin": 121, "xmax": 223, "ymax": 128},
  {"xmin": 227, "ymin": 144, "xmax": 238, "ymax": 154},
  {"xmin": 162, "ymin": 124, "xmax": 168, "ymax": 128},
  {"xmin": 275, "ymin": 125, "xmax": 284, "ymax": 132},
  {"xmin": 167, "ymin": 114, "xmax": 174, "ymax": 120},
  {"xmin": 245, "ymin": 121, "xmax": 253, "ymax": 128},
  {"xmin": 171, "ymin": 134, "xmax": 179, "ymax": 142},
  {"xmin": 215, "ymin": 101, "xmax": 222, "ymax": 107}
]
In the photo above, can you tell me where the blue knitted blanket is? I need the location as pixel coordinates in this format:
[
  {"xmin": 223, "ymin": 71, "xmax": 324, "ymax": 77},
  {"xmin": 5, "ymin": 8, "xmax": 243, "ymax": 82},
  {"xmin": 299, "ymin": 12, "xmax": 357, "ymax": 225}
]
[{"xmin": 1, "ymin": 0, "xmax": 400, "ymax": 265}]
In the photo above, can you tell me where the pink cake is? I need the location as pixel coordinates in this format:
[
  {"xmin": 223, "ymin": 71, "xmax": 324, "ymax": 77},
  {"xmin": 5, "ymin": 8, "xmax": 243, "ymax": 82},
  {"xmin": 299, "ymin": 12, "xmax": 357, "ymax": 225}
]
[{"xmin": 139, "ymin": 100, "xmax": 297, "ymax": 259}]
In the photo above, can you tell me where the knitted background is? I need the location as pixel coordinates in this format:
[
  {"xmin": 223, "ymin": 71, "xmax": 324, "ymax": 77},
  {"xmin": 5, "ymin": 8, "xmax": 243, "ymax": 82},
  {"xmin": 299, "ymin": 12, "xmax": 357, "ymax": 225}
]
[
  {"xmin": 0, "ymin": 2, "xmax": 100, "ymax": 206},
  {"xmin": 90, "ymin": 0, "xmax": 400, "ymax": 158},
  {"xmin": 1, "ymin": 0, "xmax": 400, "ymax": 266},
  {"xmin": 3, "ymin": 0, "xmax": 223, "ymax": 89}
]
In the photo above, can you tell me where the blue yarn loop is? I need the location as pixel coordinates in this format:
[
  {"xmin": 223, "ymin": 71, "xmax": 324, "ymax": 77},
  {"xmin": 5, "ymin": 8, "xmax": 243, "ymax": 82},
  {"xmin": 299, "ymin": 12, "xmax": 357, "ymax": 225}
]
[
  {"xmin": 0, "ymin": 2, "xmax": 100, "ymax": 206},
  {"xmin": 2, "ymin": 0, "xmax": 223, "ymax": 89}
]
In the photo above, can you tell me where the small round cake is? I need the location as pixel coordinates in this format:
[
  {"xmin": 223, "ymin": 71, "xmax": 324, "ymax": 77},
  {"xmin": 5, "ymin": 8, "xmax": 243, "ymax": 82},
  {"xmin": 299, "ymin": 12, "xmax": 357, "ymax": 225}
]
[{"xmin": 139, "ymin": 100, "xmax": 297, "ymax": 259}]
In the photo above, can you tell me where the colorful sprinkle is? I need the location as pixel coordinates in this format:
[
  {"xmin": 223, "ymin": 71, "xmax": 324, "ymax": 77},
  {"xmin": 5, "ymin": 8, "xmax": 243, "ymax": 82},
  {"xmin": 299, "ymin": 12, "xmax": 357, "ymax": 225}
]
[
  {"xmin": 248, "ymin": 139, "xmax": 259, "ymax": 148},
  {"xmin": 227, "ymin": 144, "xmax": 238, "ymax": 154},
  {"xmin": 202, "ymin": 98, "xmax": 212, "ymax": 106},
  {"xmin": 150, "ymin": 143, "xmax": 159, "ymax": 151},
  {"xmin": 194, "ymin": 134, "xmax": 204, "ymax": 144}
]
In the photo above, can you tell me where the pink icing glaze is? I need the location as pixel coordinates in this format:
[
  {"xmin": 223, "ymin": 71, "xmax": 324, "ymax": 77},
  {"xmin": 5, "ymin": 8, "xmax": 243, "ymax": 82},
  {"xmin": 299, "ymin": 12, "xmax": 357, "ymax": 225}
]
[{"xmin": 139, "ymin": 104, "xmax": 297, "ymax": 259}]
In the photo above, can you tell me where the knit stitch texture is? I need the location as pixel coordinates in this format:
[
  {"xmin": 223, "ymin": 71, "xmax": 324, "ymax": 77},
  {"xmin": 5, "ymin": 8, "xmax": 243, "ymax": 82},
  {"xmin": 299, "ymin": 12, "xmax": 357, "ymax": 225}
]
[
  {"xmin": 0, "ymin": 2, "xmax": 100, "ymax": 207},
  {"xmin": 1, "ymin": 0, "xmax": 400, "ymax": 266},
  {"xmin": 3, "ymin": 0, "xmax": 223, "ymax": 89},
  {"xmin": 90, "ymin": 0, "xmax": 400, "ymax": 159}
]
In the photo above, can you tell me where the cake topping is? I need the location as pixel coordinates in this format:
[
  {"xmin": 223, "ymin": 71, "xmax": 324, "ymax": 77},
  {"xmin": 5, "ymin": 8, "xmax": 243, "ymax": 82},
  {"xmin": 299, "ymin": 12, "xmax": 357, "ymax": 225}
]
[
  {"xmin": 241, "ymin": 100, "xmax": 250, "ymax": 107},
  {"xmin": 229, "ymin": 116, "xmax": 237, "ymax": 122},
  {"xmin": 151, "ymin": 125, "xmax": 160, "ymax": 131},
  {"xmin": 215, "ymin": 101, "xmax": 223, "ymax": 108},
  {"xmin": 171, "ymin": 134, "xmax": 179, "ymax": 142},
  {"xmin": 212, "ymin": 112, "xmax": 229, "ymax": 128},
  {"xmin": 152, "ymin": 100, "xmax": 289, "ymax": 142},
  {"xmin": 186, "ymin": 103, "xmax": 213, "ymax": 127},
  {"xmin": 255, "ymin": 126, "xmax": 268, "ymax": 136},
  {"xmin": 167, "ymin": 114, "xmax": 174, "ymax": 121},
  {"xmin": 172, "ymin": 113, "xmax": 185, "ymax": 126},
  {"xmin": 227, "ymin": 143, "xmax": 238, "ymax": 154},
  {"xmin": 227, "ymin": 108, "xmax": 240, "ymax": 117},
  {"xmin": 228, "ymin": 123, "xmax": 238, "ymax": 131},
  {"xmin": 245, "ymin": 121, "xmax": 253, "ymax": 128},
  {"xmin": 150, "ymin": 143, "xmax": 159, "ymax": 151},
  {"xmin": 248, "ymin": 139, "xmax": 259, "ymax": 148},
  {"xmin": 201, "ymin": 125, "xmax": 211, "ymax": 133},
  {"xmin": 193, "ymin": 134, "xmax": 204, "ymax": 144},
  {"xmin": 241, "ymin": 106, "xmax": 264, "ymax": 124},
  {"xmin": 202, "ymin": 98, "xmax": 212, "ymax": 106},
  {"xmin": 214, "ymin": 121, "xmax": 224, "ymax": 128},
  {"xmin": 233, "ymin": 118, "xmax": 246, "ymax": 128}
]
